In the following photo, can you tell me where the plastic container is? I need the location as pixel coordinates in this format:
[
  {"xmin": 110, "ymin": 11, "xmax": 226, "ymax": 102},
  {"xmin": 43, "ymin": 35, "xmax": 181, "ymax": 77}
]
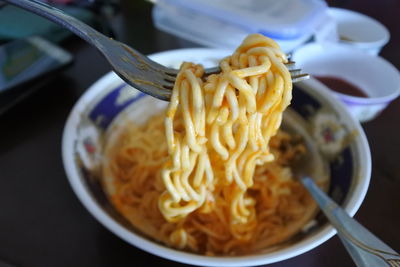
[
  {"xmin": 152, "ymin": 0, "xmax": 328, "ymax": 52},
  {"xmin": 293, "ymin": 43, "xmax": 400, "ymax": 122},
  {"xmin": 327, "ymin": 8, "xmax": 390, "ymax": 55}
]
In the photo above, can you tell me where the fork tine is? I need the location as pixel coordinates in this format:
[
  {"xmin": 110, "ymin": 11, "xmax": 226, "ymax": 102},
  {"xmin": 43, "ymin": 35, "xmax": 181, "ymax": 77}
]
[
  {"xmin": 204, "ymin": 66, "xmax": 220, "ymax": 75},
  {"xmin": 161, "ymin": 80, "xmax": 175, "ymax": 89},
  {"xmin": 204, "ymin": 66, "xmax": 308, "ymax": 83},
  {"xmin": 285, "ymin": 60, "xmax": 296, "ymax": 68},
  {"xmin": 204, "ymin": 65, "xmax": 301, "ymax": 75},
  {"xmin": 387, "ymin": 259, "xmax": 399, "ymax": 267},
  {"xmin": 389, "ymin": 259, "xmax": 400, "ymax": 267},
  {"xmin": 160, "ymin": 60, "xmax": 307, "ymax": 98},
  {"xmin": 163, "ymin": 76, "xmax": 175, "ymax": 83},
  {"xmin": 289, "ymin": 69, "xmax": 302, "ymax": 75},
  {"xmin": 164, "ymin": 69, "xmax": 179, "ymax": 76},
  {"xmin": 291, "ymin": 73, "xmax": 310, "ymax": 83}
]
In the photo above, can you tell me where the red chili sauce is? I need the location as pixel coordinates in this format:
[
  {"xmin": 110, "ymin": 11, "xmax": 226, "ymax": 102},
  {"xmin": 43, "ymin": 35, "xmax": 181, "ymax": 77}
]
[{"xmin": 314, "ymin": 76, "xmax": 368, "ymax": 98}]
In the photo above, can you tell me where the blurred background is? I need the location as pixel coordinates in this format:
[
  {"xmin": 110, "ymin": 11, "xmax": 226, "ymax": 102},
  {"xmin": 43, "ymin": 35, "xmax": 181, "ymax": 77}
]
[
  {"xmin": 0, "ymin": 0, "xmax": 399, "ymax": 118},
  {"xmin": 0, "ymin": 0, "xmax": 399, "ymax": 266}
]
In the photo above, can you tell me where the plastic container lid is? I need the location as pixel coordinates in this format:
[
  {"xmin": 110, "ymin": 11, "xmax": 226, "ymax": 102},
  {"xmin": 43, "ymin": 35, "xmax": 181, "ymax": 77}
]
[{"xmin": 155, "ymin": 0, "xmax": 327, "ymax": 40}]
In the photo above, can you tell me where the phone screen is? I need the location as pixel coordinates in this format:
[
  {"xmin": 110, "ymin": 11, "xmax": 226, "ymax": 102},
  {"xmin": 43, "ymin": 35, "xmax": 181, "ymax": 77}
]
[{"xmin": 0, "ymin": 37, "xmax": 73, "ymax": 92}]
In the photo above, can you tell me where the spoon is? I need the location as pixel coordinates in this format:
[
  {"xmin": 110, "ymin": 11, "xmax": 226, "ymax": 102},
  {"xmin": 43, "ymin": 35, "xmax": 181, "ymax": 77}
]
[{"xmin": 293, "ymin": 153, "xmax": 400, "ymax": 267}]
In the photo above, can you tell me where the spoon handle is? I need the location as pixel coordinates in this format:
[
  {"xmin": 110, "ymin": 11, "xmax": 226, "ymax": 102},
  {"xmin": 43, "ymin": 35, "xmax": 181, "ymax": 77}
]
[{"xmin": 301, "ymin": 177, "xmax": 400, "ymax": 267}]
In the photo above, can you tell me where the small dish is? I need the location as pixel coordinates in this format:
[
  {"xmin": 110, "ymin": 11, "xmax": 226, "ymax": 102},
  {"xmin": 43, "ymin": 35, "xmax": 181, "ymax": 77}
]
[
  {"xmin": 328, "ymin": 7, "xmax": 390, "ymax": 55},
  {"xmin": 292, "ymin": 43, "xmax": 400, "ymax": 122}
]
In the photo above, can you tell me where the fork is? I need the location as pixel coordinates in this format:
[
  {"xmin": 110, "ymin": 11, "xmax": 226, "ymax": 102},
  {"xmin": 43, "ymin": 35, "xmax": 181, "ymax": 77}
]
[{"xmin": 3, "ymin": 0, "xmax": 310, "ymax": 101}]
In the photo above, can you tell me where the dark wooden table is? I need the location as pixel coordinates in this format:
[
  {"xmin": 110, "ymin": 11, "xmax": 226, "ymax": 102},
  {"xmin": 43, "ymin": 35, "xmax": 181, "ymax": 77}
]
[{"xmin": 0, "ymin": 1, "xmax": 399, "ymax": 266}]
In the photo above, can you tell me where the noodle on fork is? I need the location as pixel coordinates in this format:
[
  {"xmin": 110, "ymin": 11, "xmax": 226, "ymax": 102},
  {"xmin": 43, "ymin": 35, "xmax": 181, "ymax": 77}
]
[{"xmin": 161, "ymin": 34, "xmax": 292, "ymax": 225}]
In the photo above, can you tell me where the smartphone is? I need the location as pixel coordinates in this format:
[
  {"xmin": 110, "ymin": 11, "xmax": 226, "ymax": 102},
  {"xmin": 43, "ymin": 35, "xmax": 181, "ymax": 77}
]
[
  {"xmin": 0, "ymin": 36, "xmax": 73, "ymax": 114},
  {"xmin": 0, "ymin": 36, "xmax": 73, "ymax": 92}
]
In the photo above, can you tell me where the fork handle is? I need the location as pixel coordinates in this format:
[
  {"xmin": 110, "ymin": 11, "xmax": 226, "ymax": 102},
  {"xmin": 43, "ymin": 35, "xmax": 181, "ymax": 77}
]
[
  {"xmin": 3, "ymin": 0, "xmax": 107, "ymax": 47},
  {"xmin": 301, "ymin": 177, "xmax": 400, "ymax": 267}
]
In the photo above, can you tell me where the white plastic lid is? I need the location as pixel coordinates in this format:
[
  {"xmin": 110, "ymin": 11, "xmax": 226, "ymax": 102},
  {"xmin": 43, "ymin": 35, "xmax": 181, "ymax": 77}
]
[{"xmin": 156, "ymin": 0, "xmax": 327, "ymax": 40}]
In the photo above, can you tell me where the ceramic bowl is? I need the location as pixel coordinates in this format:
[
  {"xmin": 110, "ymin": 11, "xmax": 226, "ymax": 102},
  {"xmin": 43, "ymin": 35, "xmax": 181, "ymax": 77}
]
[
  {"xmin": 293, "ymin": 43, "xmax": 400, "ymax": 122},
  {"xmin": 328, "ymin": 7, "xmax": 390, "ymax": 55},
  {"xmin": 62, "ymin": 48, "xmax": 371, "ymax": 266}
]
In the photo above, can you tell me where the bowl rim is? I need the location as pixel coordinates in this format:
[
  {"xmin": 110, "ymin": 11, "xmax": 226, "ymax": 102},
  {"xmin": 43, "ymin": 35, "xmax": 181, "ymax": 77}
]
[
  {"xmin": 62, "ymin": 48, "xmax": 371, "ymax": 266},
  {"xmin": 292, "ymin": 43, "xmax": 400, "ymax": 105}
]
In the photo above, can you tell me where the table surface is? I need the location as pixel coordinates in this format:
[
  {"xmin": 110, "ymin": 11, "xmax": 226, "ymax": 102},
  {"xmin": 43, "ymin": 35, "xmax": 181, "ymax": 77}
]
[{"xmin": 0, "ymin": 1, "xmax": 399, "ymax": 266}]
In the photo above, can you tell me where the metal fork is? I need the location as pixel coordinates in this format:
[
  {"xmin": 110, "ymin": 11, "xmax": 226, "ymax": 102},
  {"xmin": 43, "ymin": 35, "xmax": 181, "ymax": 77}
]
[{"xmin": 3, "ymin": 0, "xmax": 309, "ymax": 101}]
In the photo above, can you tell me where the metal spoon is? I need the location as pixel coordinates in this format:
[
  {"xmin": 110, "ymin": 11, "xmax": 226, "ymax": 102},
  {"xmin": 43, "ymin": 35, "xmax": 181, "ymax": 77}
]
[{"xmin": 293, "ymin": 152, "xmax": 400, "ymax": 267}]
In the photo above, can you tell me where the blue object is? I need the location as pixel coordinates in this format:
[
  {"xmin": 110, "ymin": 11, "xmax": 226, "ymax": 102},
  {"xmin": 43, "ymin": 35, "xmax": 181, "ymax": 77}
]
[
  {"xmin": 0, "ymin": 4, "xmax": 95, "ymax": 43},
  {"xmin": 156, "ymin": 0, "xmax": 327, "ymax": 40}
]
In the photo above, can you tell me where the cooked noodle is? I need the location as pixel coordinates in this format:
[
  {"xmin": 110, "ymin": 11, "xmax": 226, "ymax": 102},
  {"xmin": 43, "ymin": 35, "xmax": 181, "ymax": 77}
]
[{"xmin": 103, "ymin": 34, "xmax": 318, "ymax": 255}]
